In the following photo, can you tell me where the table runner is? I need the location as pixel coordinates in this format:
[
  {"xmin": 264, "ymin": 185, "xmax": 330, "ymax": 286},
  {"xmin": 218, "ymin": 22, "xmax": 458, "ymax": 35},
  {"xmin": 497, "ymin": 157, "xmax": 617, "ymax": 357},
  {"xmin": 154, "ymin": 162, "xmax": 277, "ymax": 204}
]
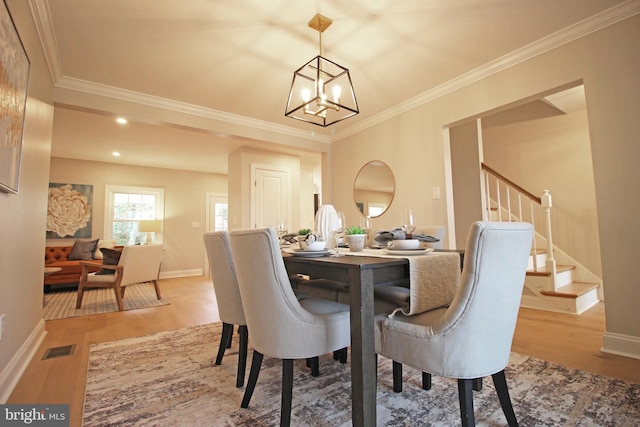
[{"xmin": 337, "ymin": 248, "xmax": 460, "ymax": 315}]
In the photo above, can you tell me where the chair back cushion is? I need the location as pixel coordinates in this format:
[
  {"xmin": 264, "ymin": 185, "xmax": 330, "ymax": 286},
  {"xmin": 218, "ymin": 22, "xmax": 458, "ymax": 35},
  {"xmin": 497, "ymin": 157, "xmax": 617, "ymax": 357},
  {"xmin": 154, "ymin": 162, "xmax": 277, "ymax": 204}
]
[
  {"xmin": 203, "ymin": 231, "xmax": 246, "ymax": 325},
  {"xmin": 118, "ymin": 244, "xmax": 163, "ymax": 286}
]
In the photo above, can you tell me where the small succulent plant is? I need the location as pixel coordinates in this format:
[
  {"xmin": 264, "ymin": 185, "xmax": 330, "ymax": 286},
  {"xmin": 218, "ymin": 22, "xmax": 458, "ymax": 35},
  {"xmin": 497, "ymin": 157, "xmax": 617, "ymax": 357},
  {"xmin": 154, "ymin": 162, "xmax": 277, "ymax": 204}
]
[{"xmin": 345, "ymin": 225, "xmax": 367, "ymax": 235}]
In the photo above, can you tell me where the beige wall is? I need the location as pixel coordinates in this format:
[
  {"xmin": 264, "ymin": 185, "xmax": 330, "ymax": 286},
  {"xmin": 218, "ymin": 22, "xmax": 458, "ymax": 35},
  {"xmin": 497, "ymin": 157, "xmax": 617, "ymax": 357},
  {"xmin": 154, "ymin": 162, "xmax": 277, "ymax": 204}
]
[
  {"xmin": 48, "ymin": 158, "xmax": 228, "ymax": 276},
  {"xmin": 483, "ymin": 108, "xmax": 601, "ymax": 277},
  {"xmin": 0, "ymin": 0, "xmax": 54, "ymax": 401},
  {"xmin": 228, "ymin": 147, "xmax": 304, "ymax": 231},
  {"xmin": 331, "ymin": 15, "xmax": 640, "ymax": 356}
]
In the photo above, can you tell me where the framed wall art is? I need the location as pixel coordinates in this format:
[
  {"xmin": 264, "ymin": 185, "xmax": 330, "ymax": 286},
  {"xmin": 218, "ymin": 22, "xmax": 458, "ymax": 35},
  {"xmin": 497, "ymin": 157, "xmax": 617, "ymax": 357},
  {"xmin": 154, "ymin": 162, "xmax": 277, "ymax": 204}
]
[
  {"xmin": 46, "ymin": 183, "xmax": 94, "ymax": 239},
  {"xmin": 0, "ymin": 0, "xmax": 30, "ymax": 194}
]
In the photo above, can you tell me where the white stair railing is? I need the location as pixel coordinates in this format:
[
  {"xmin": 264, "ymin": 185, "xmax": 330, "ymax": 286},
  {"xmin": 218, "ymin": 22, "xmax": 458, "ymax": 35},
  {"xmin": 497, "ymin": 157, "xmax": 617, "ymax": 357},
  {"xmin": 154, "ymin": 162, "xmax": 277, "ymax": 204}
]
[{"xmin": 481, "ymin": 163, "xmax": 557, "ymax": 289}]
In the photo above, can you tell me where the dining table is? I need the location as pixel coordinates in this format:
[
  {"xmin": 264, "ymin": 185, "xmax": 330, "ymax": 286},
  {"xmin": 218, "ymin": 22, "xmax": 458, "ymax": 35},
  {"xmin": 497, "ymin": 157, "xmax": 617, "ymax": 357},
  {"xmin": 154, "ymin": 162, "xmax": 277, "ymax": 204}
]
[{"xmin": 283, "ymin": 251, "xmax": 408, "ymax": 426}]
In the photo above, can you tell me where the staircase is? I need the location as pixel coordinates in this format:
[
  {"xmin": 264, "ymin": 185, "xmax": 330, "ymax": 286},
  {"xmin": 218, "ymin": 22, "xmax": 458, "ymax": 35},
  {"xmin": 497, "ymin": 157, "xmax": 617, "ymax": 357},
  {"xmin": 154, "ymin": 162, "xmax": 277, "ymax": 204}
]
[{"xmin": 482, "ymin": 163, "xmax": 601, "ymax": 315}]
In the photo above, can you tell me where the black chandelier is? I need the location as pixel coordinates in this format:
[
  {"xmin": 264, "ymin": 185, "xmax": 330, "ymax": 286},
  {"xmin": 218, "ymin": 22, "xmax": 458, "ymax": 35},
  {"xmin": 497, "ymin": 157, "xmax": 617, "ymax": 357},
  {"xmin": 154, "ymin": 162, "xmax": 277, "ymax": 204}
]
[{"xmin": 285, "ymin": 14, "xmax": 359, "ymax": 127}]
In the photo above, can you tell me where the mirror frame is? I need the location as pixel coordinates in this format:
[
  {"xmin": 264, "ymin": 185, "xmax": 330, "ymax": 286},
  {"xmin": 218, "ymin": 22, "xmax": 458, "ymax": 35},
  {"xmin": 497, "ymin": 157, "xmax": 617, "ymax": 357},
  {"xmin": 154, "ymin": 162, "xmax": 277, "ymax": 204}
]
[{"xmin": 353, "ymin": 160, "xmax": 395, "ymax": 218}]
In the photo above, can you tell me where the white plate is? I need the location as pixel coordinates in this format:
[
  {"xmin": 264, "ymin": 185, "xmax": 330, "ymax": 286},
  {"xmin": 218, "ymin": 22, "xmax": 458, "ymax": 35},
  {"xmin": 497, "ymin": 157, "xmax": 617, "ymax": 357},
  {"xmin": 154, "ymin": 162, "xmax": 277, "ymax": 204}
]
[
  {"xmin": 383, "ymin": 248, "xmax": 434, "ymax": 256},
  {"xmin": 284, "ymin": 248, "xmax": 331, "ymax": 257}
]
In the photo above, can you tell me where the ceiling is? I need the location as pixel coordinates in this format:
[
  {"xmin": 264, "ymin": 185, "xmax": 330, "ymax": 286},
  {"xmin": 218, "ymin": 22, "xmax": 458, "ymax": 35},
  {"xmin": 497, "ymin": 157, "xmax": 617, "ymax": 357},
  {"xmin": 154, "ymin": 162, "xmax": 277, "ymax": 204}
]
[{"xmin": 36, "ymin": 0, "xmax": 634, "ymax": 174}]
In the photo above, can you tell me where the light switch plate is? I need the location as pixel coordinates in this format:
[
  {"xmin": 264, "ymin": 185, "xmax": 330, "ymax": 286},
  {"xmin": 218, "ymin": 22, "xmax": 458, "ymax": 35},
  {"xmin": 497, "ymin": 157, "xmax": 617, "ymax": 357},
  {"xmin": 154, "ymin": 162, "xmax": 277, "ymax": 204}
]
[{"xmin": 432, "ymin": 187, "xmax": 441, "ymax": 199}]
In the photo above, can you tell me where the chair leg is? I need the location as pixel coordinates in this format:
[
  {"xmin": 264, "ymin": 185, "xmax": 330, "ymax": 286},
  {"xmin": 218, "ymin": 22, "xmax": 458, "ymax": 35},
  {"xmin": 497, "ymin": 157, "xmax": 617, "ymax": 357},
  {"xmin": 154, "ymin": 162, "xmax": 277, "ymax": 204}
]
[
  {"xmin": 113, "ymin": 285, "xmax": 124, "ymax": 311},
  {"xmin": 422, "ymin": 372, "xmax": 432, "ymax": 390},
  {"xmin": 241, "ymin": 351, "xmax": 263, "ymax": 409},
  {"xmin": 226, "ymin": 325, "xmax": 233, "ymax": 349},
  {"xmin": 392, "ymin": 361, "xmax": 403, "ymax": 392},
  {"xmin": 309, "ymin": 356, "xmax": 320, "ymax": 377},
  {"xmin": 338, "ymin": 347, "xmax": 347, "ymax": 363},
  {"xmin": 492, "ymin": 370, "xmax": 519, "ymax": 427},
  {"xmin": 236, "ymin": 325, "xmax": 248, "ymax": 388},
  {"xmin": 216, "ymin": 323, "xmax": 233, "ymax": 365},
  {"xmin": 281, "ymin": 359, "xmax": 294, "ymax": 427},
  {"xmin": 153, "ymin": 279, "xmax": 162, "ymax": 300},
  {"xmin": 472, "ymin": 378, "xmax": 483, "ymax": 391},
  {"xmin": 75, "ymin": 285, "xmax": 85, "ymax": 309},
  {"xmin": 457, "ymin": 379, "xmax": 476, "ymax": 427}
]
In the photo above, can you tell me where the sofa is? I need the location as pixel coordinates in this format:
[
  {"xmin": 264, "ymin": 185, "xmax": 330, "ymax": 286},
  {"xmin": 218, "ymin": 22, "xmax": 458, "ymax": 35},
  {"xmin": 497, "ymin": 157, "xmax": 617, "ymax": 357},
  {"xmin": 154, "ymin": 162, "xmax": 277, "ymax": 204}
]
[{"xmin": 44, "ymin": 239, "xmax": 119, "ymax": 288}]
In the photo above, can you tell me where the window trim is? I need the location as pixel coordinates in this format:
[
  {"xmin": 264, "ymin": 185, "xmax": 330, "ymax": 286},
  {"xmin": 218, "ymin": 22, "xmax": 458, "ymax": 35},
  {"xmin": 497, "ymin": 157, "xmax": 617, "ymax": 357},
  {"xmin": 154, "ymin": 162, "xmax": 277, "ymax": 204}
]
[{"xmin": 105, "ymin": 184, "xmax": 165, "ymax": 244}]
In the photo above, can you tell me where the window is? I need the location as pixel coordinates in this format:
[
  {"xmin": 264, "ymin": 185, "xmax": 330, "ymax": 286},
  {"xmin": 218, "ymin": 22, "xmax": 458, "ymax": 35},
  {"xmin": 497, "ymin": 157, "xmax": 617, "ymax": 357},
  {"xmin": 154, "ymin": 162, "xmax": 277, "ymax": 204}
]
[{"xmin": 105, "ymin": 185, "xmax": 165, "ymax": 245}]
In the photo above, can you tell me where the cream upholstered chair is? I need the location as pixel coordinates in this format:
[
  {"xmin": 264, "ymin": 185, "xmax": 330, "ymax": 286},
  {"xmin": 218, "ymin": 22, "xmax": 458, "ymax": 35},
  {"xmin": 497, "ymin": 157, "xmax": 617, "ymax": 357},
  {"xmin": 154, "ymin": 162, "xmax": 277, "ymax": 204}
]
[
  {"xmin": 76, "ymin": 244, "xmax": 163, "ymax": 311},
  {"xmin": 203, "ymin": 231, "xmax": 249, "ymax": 388},
  {"xmin": 414, "ymin": 225, "xmax": 446, "ymax": 249},
  {"xmin": 375, "ymin": 221, "xmax": 533, "ymax": 427},
  {"xmin": 229, "ymin": 228, "xmax": 351, "ymax": 427}
]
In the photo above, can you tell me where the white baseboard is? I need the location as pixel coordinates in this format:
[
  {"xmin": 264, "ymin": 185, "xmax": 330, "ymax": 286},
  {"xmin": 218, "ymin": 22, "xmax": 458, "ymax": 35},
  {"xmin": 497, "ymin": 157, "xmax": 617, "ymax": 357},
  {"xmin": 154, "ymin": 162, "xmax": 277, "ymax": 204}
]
[
  {"xmin": 0, "ymin": 320, "xmax": 47, "ymax": 403},
  {"xmin": 159, "ymin": 269, "xmax": 202, "ymax": 279},
  {"xmin": 601, "ymin": 332, "xmax": 640, "ymax": 360}
]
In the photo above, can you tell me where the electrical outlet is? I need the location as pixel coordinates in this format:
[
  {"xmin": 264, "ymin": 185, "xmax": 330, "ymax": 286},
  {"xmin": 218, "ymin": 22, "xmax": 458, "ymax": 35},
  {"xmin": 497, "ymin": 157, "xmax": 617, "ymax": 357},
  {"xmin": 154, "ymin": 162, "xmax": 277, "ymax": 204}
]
[
  {"xmin": 432, "ymin": 186, "xmax": 441, "ymax": 199},
  {"xmin": 191, "ymin": 222, "xmax": 200, "ymax": 229},
  {"xmin": 0, "ymin": 314, "xmax": 5, "ymax": 341}
]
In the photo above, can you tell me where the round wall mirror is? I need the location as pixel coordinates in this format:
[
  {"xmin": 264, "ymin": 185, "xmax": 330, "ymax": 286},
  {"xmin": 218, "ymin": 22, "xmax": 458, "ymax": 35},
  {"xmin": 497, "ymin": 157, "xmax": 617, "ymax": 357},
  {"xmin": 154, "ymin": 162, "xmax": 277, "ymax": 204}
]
[{"xmin": 353, "ymin": 161, "xmax": 395, "ymax": 218}]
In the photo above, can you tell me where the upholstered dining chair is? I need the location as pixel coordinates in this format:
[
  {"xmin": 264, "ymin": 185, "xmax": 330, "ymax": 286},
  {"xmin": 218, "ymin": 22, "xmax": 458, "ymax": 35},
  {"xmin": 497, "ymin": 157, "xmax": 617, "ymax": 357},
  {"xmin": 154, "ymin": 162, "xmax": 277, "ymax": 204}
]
[
  {"xmin": 76, "ymin": 244, "xmax": 163, "ymax": 311},
  {"xmin": 203, "ymin": 231, "xmax": 249, "ymax": 388},
  {"xmin": 413, "ymin": 225, "xmax": 446, "ymax": 249},
  {"xmin": 374, "ymin": 221, "xmax": 533, "ymax": 427},
  {"xmin": 229, "ymin": 228, "xmax": 351, "ymax": 427}
]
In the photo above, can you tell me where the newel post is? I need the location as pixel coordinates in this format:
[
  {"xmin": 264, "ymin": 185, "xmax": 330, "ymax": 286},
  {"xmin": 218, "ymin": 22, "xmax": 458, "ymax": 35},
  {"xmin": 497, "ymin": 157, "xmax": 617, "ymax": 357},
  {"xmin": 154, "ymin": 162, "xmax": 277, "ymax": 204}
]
[{"xmin": 541, "ymin": 190, "xmax": 557, "ymax": 289}]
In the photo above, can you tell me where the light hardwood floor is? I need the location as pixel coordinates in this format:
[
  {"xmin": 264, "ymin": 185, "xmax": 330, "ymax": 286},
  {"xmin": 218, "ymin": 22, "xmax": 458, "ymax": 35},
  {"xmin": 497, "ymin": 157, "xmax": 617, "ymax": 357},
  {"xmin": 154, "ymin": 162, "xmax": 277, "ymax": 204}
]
[{"xmin": 8, "ymin": 276, "xmax": 640, "ymax": 427}]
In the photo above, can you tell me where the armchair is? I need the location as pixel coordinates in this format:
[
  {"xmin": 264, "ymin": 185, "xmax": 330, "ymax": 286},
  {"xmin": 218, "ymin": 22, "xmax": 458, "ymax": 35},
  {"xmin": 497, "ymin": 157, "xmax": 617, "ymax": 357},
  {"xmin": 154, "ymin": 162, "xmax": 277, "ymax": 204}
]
[{"xmin": 76, "ymin": 244, "xmax": 163, "ymax": 311}]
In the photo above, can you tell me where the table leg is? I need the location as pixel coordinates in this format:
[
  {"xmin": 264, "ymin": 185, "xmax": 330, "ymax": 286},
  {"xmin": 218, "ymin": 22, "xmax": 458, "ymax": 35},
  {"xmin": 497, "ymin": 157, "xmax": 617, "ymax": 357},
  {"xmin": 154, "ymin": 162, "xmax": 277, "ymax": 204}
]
[{"xmin": 349, "ymin": 267, "xmax": 377, "ymax": 427}]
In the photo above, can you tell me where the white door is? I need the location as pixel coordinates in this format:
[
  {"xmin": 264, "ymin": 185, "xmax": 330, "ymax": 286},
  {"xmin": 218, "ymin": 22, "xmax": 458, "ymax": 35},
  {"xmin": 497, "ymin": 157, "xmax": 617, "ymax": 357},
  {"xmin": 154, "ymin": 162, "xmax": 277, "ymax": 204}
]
[
  {"xmin": 204, "ymin": 193, "xmax": 228, "ymax": 277},
  {"xmin": 252, "ymin": 164, "xmax": 291, "ymax": 231}
]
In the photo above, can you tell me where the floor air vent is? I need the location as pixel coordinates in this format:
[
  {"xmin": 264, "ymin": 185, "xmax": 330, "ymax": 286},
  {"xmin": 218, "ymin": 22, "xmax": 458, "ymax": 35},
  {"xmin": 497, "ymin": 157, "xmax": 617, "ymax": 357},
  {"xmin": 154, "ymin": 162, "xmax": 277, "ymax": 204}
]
[{"xmin": 42, "ymin": 344, "xmax": 75, "ymax": 360}]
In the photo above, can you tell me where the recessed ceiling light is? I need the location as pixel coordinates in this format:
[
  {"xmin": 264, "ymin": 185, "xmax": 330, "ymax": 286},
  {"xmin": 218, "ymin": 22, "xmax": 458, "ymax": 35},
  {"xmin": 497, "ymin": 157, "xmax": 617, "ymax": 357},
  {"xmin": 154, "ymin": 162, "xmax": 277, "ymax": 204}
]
[
  {"xmin": 116, "ymin": 117, "xmax": 127, "ymax": 124},
  {"xmin": 112, "ymin": 151, "xmax": 121, "ymax": 157}
]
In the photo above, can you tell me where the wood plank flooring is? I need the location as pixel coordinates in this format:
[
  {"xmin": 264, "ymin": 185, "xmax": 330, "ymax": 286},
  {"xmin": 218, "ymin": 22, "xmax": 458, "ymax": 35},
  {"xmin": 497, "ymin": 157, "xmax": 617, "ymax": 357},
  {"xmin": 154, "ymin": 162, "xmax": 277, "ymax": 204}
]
[{"xmin": 8, "ymin": 276, "xmax": 640, "ymax": 427}]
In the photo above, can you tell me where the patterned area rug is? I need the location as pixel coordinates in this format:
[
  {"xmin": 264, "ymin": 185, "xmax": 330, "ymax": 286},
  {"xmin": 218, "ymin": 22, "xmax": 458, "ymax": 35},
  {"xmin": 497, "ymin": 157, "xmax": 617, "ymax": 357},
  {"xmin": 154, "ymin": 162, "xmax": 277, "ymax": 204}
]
[
  {"xmin": 83, "ymin": 323, "xmax": 640, "ymax": 426},
  {"xmin": 43, "ymin": 282, "xmax": 169, "ymax": 320}
]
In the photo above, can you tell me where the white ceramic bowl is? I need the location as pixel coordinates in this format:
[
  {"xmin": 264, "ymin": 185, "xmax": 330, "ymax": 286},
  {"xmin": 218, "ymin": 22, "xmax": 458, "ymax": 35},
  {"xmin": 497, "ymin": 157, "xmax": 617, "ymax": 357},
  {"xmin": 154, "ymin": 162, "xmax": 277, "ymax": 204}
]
[
  {"xmin": 300, "ymin": 240, "xmax": 327, "ymax": 251},
  {"xmin": 390, "ymin": 239, "xmax": 420, "ymax": 249}
]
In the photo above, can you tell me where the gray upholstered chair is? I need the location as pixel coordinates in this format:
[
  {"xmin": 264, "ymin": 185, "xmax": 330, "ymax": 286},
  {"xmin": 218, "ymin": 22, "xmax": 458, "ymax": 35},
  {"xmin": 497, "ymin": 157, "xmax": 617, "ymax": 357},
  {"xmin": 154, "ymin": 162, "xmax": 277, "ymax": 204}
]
[
  {"xmin": 375, "ymin": 221, "xmax": 533, "ymax": 427},
  {"xmin": 414, "ymin": 225, "xmax": 446, "ymax": 249},
  {"xmin": 229, "ymin": 228, "xmax": 351, "ymax": 427},
  {"xmin": 76, "ymin": 244, "xmax": 163, "ymax": 311},
  {"xmin": 203, "ymin": 231, "xmax": 248, "ymax": 388}
]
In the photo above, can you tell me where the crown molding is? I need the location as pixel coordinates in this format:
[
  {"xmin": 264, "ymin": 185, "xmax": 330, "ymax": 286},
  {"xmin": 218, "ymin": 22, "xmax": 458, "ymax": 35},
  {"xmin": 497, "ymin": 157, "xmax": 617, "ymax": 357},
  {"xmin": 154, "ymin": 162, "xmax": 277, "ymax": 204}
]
[
  {"xmin": 28, "ymin": 0, "xmax": 63, "ymax": 83},
  {"xmin": 31, "ymin": 0, "xmax": 640, "ymax": 144},
  {"xmin": 331, "ymin": 0, "xmax": 640, "ymax": 141},
  {"xmin": 54, "ymin": 76, "xmax": 332, "ymax": 144}
]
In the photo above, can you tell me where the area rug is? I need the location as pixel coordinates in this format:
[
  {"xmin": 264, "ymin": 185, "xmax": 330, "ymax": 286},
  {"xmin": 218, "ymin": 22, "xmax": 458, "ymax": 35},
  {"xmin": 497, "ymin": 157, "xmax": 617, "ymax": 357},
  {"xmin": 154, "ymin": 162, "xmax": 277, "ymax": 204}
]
[
  {"xmin": 83, "ymin": 323, "xmax": 640, "ymax": 427},
  {"xmin": 43, "ymin": 282, "xmax": 169, "ymax": 320}
]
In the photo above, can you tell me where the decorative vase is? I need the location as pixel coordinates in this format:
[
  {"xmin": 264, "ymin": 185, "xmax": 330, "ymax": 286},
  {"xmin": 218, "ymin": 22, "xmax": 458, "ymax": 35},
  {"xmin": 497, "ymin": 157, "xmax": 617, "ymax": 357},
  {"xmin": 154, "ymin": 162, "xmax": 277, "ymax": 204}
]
[
  {"xmin": 314, "ymin": 204, "xmax": 339, "ymax": 249},
  {"xmin": 346, "ymin": 234, "xmax": 367, "ymax": 252}
]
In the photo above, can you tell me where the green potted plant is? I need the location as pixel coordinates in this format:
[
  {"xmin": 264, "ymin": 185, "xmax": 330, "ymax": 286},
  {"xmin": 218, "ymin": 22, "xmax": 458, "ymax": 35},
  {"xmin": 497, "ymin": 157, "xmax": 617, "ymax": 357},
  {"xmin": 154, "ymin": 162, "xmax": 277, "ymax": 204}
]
[
  {"xmin": 344, "ymin": 225, "xmax": 367, "ymax": 252},
  {"xmin": 296, "ymin": 228, "xmax": 312, "ymax": 249}
]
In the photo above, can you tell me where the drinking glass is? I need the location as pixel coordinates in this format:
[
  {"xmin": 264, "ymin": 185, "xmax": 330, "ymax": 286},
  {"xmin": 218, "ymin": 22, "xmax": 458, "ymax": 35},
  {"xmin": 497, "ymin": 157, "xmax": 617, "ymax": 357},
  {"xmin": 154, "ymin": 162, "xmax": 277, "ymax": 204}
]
[
  {"xmin": 334, "ymin": 211, "xmax": 346, "ymax": 254},
  {"xmin": 401, "ymin": 210, "xmax": 416, "ymax": 234},
  {"xmin": 276, "ymin": 219, "xmax": 288, "ymax": 245},
  {"xmin": 360, "ymin": 215, "xmax": 372, "ymax": 247}
]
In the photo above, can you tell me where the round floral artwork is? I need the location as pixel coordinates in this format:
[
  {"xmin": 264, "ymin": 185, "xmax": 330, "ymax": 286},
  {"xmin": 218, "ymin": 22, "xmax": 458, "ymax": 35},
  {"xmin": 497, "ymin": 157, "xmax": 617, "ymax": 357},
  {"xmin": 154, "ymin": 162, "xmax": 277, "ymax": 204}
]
[{"xmin": 47, "ymin": 183, "xmax": 92, "ymax": 237}]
